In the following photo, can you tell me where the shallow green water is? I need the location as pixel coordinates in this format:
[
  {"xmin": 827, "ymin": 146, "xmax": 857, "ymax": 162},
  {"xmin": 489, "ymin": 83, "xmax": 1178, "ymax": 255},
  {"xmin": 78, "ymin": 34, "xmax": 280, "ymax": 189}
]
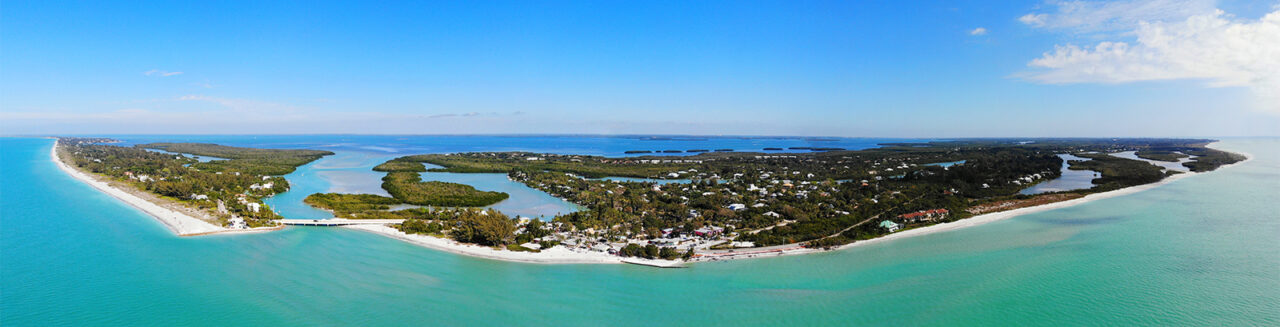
[{"xmin": 2, "ymin": 138, "xmax": 1276, "ymax": 326}]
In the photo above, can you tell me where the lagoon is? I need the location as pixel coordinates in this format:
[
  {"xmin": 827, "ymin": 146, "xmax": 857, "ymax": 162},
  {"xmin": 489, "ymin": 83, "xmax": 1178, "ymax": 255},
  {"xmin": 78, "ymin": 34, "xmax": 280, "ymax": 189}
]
[
  {"xmin": 1020, "ymin": 154, "xmax": 1098, "ymax": 195},
  {"xmin": 922, "ymin": 160, "xmax": 965, "ymax": 167},
  {"xmin": 419, "ymin": 164, "xmax": 582, "ymax": 219},
  {"xmin": 143, "ymin": 148, "xmax": 230, "ymax": 162},
  {"xmin": 1110, "ymin": 151, "xmax": 1192, "ymax": 172}
]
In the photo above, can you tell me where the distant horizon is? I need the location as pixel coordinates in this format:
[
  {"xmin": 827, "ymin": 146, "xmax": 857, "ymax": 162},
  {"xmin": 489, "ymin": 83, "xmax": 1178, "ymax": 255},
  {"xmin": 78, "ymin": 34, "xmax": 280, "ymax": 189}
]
[
  {"xmin": 17, "ymin": 133, "xmax": 1274, "ymax": 139},
  {"xmin": 3, "ymin": 1, "xmax": 1277, "ymax": 137}
]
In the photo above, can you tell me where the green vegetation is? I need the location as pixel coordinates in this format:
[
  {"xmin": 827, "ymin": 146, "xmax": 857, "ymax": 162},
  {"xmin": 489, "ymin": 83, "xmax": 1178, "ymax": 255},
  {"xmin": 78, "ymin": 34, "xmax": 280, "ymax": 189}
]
[
  {"xmin": 1180, "ymin": 147, "xmax": 1247, "ymax": 172},
  {"xmin": 397, "ymin": 215, "xmax": 447, "ymax": 234},
  {"xmin": 1068, "ymin": 153, "xmax": 1172, "ymax": 191},
  {"xmin": 58, "ymin": 139, "xmax": 332, "ymax": 227},
  {"xmin": 381, "ymin": 172, "xmax": 509, "ymax": 207},
  {"xmin": 449, "ymin": 209, "xmax": 517, "ymax": 246},
  {"xmin": 375, "ymin": 207, "xmax": 522, "ymax": 246},
  {"xmin": 1135, "ymin": 150, "xmax": 1189, "ymax": 162},
  {"xmin": 303, "ymin": 193, "xmax": 401, "ymax": 216},
  {"xmin": 617, "ymin": 243, "xmax": 683, "ymax": 260},
  {"xmin": 305, "ymin": 159, "xmax": 510, "ymax": 215},
  {"xmin": 139, "ymin": 143, "xmax": 333, "ymax": 175},
  {"xmin": 371, "ymin": 160, "xmax": 428, "ymax": 172}
]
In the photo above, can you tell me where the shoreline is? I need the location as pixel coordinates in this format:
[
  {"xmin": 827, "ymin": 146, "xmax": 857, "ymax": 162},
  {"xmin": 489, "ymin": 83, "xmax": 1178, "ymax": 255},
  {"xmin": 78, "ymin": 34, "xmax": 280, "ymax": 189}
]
[
  {"xmin": 52, "ymin": 137, "xmax": 1251, "ymax": 265},
  {"xmin": 342, "ymin": 224, "xmax": 686, "ymax": 267},
  {"xmin": 50, "ymin": 139, "xmax": 278, "ymax": 237},
  {"xmin": 690, "ymin": 141, "xmax": 1253, "ymax": 262},
  {"xmin": 346, "ymin": 166, "xmax": 1206, "ymax": 265}
]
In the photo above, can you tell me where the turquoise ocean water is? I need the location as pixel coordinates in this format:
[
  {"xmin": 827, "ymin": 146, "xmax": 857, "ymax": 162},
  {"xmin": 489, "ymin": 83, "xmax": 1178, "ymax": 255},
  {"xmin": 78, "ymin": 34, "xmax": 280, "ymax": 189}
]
[{"xmin": 2, "ymin": 137, "xmax": 1276, "ymax": 326}]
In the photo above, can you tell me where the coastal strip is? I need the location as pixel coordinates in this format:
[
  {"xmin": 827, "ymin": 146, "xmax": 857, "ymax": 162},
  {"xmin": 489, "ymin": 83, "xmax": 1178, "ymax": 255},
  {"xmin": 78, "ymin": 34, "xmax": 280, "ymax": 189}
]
[
  {"xmin": 342, "ymin": 224, "xmax": 686, "ymax": 267},
  {"xmin": 50, "ymin": 139, "xmax": 273, "ymax": 237},
  {"xmin": 50, "ymin": 137, "xmax": 1249, "ymax": 266},
  {"xmin": 349, "ymin": 168, "xmax": 1206, "ymax": 266},
  {"xmin": 691, "ymin": 142, "xmax": 1252, "ymax": 262}
]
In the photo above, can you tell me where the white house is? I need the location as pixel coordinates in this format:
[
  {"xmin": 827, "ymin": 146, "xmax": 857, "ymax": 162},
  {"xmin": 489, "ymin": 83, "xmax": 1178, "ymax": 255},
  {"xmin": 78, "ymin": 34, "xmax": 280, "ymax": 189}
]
[
  {"xmin": 247, "ymin": 203, "xmax": 262, "ymax": 213},
  {"xmin": 727, "ymin": 203, "xmax": 746, "ymax": 211},
  {"xmin": 879, "ymin": 220, "xmax": 901, "ymax": 232}
]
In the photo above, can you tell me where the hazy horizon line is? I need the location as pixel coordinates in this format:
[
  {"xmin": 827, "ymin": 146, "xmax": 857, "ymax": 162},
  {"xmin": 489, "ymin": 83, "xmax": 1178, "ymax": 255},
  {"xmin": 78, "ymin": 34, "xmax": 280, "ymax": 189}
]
[{"xmin": 8, "ymin": 133, "xmax": 1274, "ymax": 140}]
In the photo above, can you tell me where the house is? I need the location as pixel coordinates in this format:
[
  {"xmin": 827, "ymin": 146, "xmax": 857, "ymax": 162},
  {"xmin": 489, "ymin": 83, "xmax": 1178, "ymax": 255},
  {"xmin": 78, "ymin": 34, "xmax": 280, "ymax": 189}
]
[
  {"xmin": 227, "ymin": 216, "xmax": 248, "ymax": 229},
  {"xmin": 693, "ymin": 226, "xmax": 725, "ymax": 238},
  {"xmin": 247, "ymin": 203, "xmax": 262, "ymax": 213},
  {"xmin": 763, "ymin": 211, "xmax": 781, "ymax": 218},
  {"xmin": 879, "ymin": 220, "xmax": 901, "ymax": 232},
  {"xmin": 727, "ymin": 203, "xmax": 746, "ymax": 211}
]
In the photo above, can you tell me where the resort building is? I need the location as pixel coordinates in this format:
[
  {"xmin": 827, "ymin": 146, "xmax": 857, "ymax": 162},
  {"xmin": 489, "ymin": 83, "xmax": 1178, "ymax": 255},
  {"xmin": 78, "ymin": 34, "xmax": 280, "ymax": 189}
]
[
  {"xmin": 879, "ymin": 220, "xmax": 901, "ymax": 232},
  {"xmin": 897, "ymin": 209, "xmax": 950, "ymax": 223}
]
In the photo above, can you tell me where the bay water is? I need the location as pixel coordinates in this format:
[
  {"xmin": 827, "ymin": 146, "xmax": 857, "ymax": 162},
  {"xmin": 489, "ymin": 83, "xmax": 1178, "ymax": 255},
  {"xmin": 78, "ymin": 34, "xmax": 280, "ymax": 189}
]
[{"xmin": 2, "ymin": 137, "xmax": 1276, "ymax": 326}]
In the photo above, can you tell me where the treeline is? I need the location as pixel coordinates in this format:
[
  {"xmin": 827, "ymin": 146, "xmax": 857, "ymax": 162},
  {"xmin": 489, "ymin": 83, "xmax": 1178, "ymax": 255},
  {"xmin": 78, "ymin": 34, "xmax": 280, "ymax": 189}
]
[
  {"xmin": 396, "ymin": 209, "xmax": 518, "ymax": 246},
  {"xmin": 617, "ymin": 243, "xmax": 692, "ymax": 260},
  {"xmin": 139, "ymin": 143, "xmax": 333, "ymax": 175}
]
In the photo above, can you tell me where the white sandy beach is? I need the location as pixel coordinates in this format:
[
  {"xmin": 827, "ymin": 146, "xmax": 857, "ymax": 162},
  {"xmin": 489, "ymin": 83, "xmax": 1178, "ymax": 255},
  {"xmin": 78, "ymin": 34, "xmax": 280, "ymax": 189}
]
[
  {"xmin": 342, "ymin": 224, "xmax": 684, "ymax": 267},
  {"xmin": 50, "ymin": 139, "xmax": 278, "ymax": 236}
]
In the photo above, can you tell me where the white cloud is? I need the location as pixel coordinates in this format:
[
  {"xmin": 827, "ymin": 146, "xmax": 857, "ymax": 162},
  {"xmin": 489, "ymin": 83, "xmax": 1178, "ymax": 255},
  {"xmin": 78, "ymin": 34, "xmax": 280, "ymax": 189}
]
[
  {"xmin": 1018, "ymin": 0, "xmax": 1217, "ymax": 32},
  {"xmin": 1021, "ymin": 6, "xmax": 1280, "ymax": 112},
  {"xmin": 1019, "ymin": 13, "xmax": 1048, "ymax": 26},
  {"xmin": 969, "ymin": 27, "xmax": 988, "ymax": 35},
  {"xmin": 143, "ymin": 69, "xmax": 183, "ymax": 77}
]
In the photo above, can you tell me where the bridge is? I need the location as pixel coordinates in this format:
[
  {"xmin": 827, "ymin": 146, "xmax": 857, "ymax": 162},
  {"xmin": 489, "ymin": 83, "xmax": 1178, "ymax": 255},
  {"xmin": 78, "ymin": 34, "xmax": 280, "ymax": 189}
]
[{"xmin": 276, "ymin": 219, "xmax": 405, "ymax": 226}]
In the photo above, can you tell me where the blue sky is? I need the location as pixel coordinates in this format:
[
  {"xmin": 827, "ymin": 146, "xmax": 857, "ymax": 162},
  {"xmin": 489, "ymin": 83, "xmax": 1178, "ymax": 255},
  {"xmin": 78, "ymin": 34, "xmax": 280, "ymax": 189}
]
[{"xmin": 2, "ymin": 0, "xmax": 1277, "ymax": 137}]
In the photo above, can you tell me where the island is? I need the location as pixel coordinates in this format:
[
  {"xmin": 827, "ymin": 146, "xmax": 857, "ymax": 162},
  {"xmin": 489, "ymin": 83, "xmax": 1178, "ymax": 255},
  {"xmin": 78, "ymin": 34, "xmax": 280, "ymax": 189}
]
[
  {"xmin": 52, "ymin": 137, "xmax": 1247, "ymax": 267},
  {"xmin": 54, "ymin": 138, "xmax": 334, "ymax": 234},
  {"xmin": 294, "ymin": 138, "xmax": 1245, "ymax": 266}
]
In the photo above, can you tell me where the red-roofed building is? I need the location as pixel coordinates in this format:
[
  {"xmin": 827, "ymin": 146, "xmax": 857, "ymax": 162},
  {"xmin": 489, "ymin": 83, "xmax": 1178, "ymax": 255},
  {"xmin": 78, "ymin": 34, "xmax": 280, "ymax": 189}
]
[{"xmin": 898, "ymin": 209, "xmax": 950, "ymax": 223}]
